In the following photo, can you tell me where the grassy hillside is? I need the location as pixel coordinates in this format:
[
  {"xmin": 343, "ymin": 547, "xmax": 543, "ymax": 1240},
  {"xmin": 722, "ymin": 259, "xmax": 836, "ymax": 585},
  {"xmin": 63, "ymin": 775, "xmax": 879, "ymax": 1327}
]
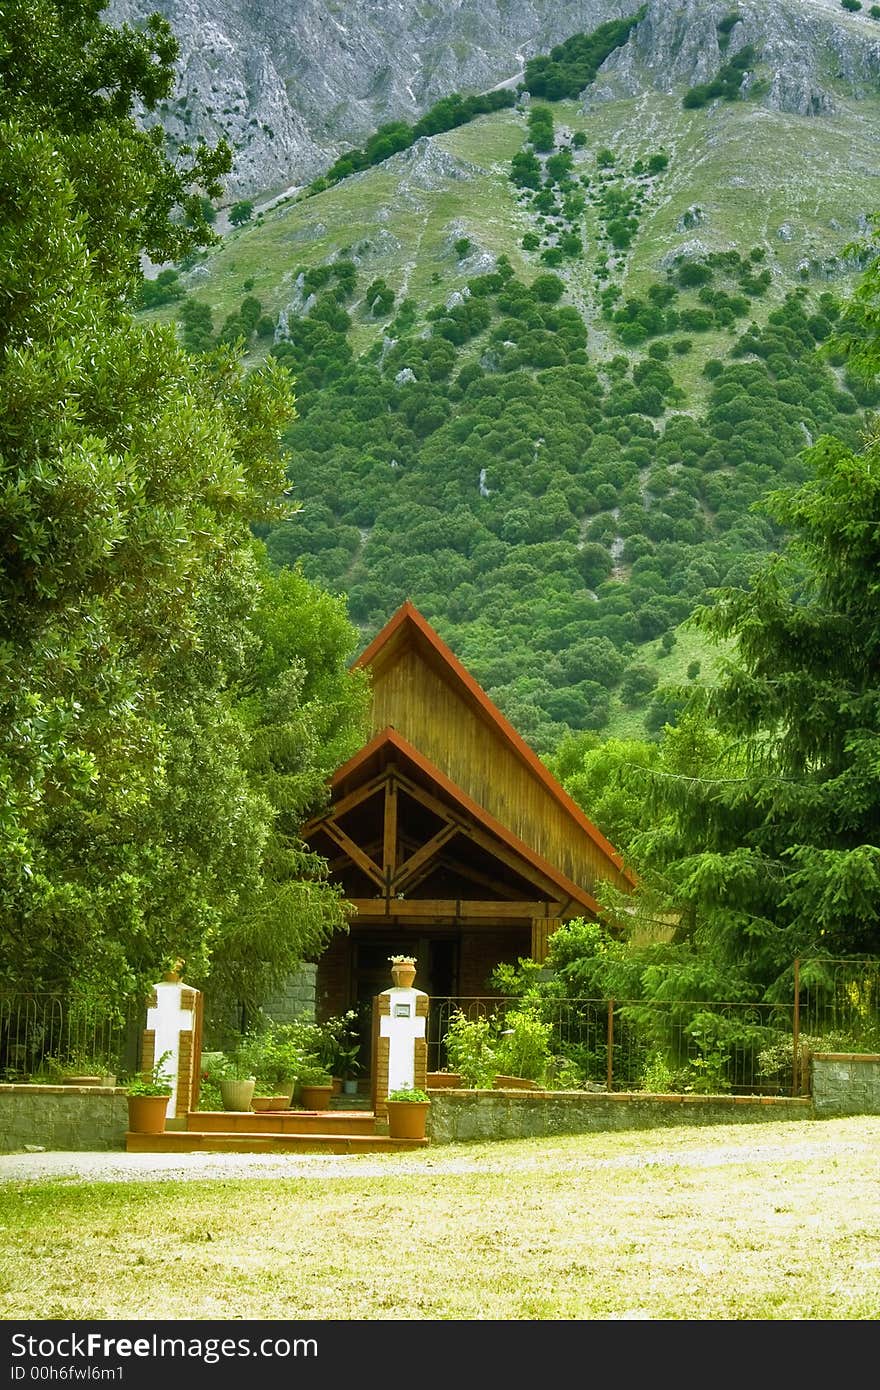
[{"xmin": 137, "ymin": 81, "xmax": 880, "ymax": 751}]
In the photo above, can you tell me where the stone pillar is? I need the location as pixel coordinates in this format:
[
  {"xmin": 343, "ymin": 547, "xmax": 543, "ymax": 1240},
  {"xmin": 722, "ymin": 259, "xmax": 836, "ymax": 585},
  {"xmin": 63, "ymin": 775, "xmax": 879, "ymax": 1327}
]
[{"xmin": 141, "ymin": 968, "xmax": 203, "ymax": 1126}]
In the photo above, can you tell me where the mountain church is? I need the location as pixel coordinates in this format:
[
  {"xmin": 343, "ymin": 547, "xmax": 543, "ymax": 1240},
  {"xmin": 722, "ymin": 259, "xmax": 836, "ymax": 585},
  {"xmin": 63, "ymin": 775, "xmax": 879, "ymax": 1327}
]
[{"xmin": 301, "ymin": 601, "xmax": 635, "ymax": 1056}]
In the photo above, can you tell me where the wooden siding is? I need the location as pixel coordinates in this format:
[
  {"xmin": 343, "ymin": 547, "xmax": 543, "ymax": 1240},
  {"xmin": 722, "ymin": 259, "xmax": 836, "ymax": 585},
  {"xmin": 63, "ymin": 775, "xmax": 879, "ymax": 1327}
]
[{"xmin": 369, "ymin": 647, "xmax": 630, "ymax": 898}]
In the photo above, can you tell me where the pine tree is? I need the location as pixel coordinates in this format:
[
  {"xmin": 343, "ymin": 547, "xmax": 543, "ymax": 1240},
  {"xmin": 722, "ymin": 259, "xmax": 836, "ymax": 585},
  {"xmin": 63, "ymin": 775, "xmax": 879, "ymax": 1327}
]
[{"xmin": 628, "ymin": 344, "xmax": 880, "ymax": 988}]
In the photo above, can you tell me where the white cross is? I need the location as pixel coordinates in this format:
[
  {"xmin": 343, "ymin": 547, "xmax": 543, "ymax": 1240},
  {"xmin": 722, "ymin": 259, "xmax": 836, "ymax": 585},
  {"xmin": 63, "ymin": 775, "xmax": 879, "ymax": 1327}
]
[
  {"xmin": 379, "ymin": 987, "xmax": 427, "ymax": 1094},
  {"xmin": 146, "ymin": 983, "xmax": 196, "ymax": 1119}
]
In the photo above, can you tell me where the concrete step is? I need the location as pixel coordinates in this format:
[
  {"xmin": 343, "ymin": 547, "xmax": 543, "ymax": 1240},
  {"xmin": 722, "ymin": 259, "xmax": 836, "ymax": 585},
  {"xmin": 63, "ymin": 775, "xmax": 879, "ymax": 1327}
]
[
  {"xmin": 125, "ymin": 1129, "xmax": 427, "ymax": 1155},
  {"xmin": 186, "ymin": 1109, "xmax": 377, "ymax": 1135}
]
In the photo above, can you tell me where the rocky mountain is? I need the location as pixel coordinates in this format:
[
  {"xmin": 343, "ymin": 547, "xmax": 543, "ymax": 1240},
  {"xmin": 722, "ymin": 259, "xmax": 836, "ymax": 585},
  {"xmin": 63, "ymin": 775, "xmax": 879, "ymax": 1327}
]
[
  {"xmin": 131, "ymin": 0, "xmax": 880, "ymax": 748},
  {"xmin": 108, "ymin": 0, "xmax": 880, "ymax": 199}
]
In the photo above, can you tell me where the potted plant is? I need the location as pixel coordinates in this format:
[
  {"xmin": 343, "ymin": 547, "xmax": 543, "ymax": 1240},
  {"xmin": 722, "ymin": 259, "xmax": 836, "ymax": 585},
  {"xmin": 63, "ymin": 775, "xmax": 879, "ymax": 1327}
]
[
  {"xmin": 385, "ymin": 1087, "xmax": 431, "ymax": 1140},
  {"xmin": 207, "ymin": 1052, "xmax": 257, "ymax": 1112},
  {"xmin": 125, "ymin": 1051, "xmax": 173, "ymax": 1134},
  {"xmin": 341, "ymin": 1056, "xmax": 361, "ymax": 1097},
  {"xmin": 297, "ymin": 1064, "xmax": 334, "ymax": 1111},
  {"xmin": 389, "ymin": 954, "xmax": 417, "ymax": 989},
  {"xmin": 237, "ymin": 1024, "xmax": 301, "ymax": 1109},
  {"xmin": 318, "ymin": 1010, "xmax": 362, "ymax": 1094}
]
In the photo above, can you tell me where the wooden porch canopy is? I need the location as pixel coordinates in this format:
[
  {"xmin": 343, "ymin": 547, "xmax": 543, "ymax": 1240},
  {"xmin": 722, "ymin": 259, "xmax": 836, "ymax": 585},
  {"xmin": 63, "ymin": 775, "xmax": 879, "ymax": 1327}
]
[{"xmin": 301, "ymin": 602, "xmax": 635, "ymax": 961}]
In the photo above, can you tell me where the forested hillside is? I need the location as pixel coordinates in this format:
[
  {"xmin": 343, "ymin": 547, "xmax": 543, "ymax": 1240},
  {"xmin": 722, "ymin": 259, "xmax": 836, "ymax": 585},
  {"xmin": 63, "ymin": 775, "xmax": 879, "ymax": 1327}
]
[{"xmin": 136, "ymin": 8, "xmax": 880, "ymax": 752}]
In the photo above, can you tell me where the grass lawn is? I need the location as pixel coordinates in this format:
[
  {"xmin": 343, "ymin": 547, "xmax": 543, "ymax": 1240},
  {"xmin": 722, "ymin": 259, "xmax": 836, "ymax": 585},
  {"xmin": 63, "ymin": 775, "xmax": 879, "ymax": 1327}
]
[{"xmin": 2, "ymin": 1116, "xmax": 878, "ymax": 1320}]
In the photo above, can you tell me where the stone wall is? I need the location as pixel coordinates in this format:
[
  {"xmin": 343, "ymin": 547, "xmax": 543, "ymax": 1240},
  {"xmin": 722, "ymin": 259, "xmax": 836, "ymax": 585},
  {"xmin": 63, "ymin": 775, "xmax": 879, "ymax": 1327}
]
[
  {"xmin": 262, "ymin": 963, "xmax": 317, "ymax": 1024},
  {"xmin": 426, "ymin": 1089, "xmax": 814, "ymax": 1144},
  {"xmin": 0, "ymin": 1085, "xmax": 128, "ymax": 1153},
  {"xmin": 3, "ymin": 1061, "xmax": 879, "ymax": 1152},
  {"xmin": 811, "ymin": 1053, "xmax": 880, "ymax": 1116}
]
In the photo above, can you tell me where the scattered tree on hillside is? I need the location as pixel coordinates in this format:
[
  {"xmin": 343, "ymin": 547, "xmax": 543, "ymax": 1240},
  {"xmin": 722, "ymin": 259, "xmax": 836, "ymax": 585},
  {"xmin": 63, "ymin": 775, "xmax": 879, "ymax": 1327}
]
[{"xmin": 229, "ymin": 199, "xmax": 255, "ymax": 226}]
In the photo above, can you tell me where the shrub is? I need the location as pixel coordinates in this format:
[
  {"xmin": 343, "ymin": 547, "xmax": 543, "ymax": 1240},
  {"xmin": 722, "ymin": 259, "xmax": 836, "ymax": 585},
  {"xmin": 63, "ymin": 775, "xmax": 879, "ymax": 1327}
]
[
  {"xmin": 442, "ymin": 1009, "xmax": 498, "ymax": 1087},
  {"xmin": 494, "ymin": 1007, "xmax": 553, "ymax": 1082}
]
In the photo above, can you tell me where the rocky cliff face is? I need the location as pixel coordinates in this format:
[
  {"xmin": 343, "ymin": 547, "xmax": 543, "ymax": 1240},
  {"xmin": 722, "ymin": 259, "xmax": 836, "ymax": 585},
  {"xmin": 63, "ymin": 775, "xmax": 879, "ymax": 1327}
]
[
  {"xmin": 107, "ymin": 0, "xmax": 880, "ymax": 199},
  {"xmin": 596, "ymin": 0, "xmax": 880, "ymax": 116}
]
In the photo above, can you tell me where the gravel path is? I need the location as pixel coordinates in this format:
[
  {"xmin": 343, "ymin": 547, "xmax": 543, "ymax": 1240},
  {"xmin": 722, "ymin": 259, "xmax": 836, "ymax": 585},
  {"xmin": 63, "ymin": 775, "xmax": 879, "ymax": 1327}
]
[{"xmin": 2, "ymin": 1118, "xmax": 878, "ymax": 1184}]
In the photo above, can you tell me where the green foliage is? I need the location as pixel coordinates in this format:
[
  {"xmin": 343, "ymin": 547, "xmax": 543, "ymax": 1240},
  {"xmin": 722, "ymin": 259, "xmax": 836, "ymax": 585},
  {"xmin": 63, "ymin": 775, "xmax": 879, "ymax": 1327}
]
[
  {"xmin": 442, "ymin": 1009, "xmax": 498, "ymax": 1087},
  {"xmin": 387, "ymin": 1087, "xmax": 430, "ymax": 1103},
  {"xmin": 684, "ymin": 45, "xmax": 756, "ymax": 108},
  {"xmin": 297, "ymin": 1063, "xmax": 333, "ymax": 1086},
  {"xmin": 229, "ymin": 200, "xmax": 254, "ymax": 227},
  {"xmin": 236, "ymin": 1022, "xmax": 304, "ymax": 1090},
  {"xmin": 137, "ymin": 267, "xmax": 185, "ymax": 309},
  {"xmin": 527, "ymin": 104, "xmax": 555, "ymax": 153},
  {"xmin": 841, "ymin": 0, "xmax": 862, "ymax": 11},
  {"xmin": 316, "ymin": 88, "xmax": 516, "ymax": 190},
  {"xmin": 125, "ymin": 1051, "xmax": 173, "ymax": 1096},
  {"xmin": 523, "ymin": 10, "xmax": 647, "ymax": 100},
  {"xmin": 494, "ymin": 1006, "xmax": 553, "ymax": 1081},
  {"xmin": 0, "ymin": 1, "xmax": 231, "ymax": 300},
  {"xmin": 0, "ymin": 0, "xmax": 369, "ymax": 1019},
  {"xmin": 717, "ymin": 12, "xmax": 742, "ymax": 47}
]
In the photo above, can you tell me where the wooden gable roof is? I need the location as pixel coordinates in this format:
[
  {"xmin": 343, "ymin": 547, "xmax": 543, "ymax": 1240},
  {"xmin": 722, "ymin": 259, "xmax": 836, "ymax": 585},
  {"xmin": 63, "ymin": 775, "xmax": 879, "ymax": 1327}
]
[
  {"xmin": 303, "ymin": 725, "xmax": 602, "ymax": 919},
  {"xmin": 352, "ymin": 601, "xmax": 635, "ymax": 903}
]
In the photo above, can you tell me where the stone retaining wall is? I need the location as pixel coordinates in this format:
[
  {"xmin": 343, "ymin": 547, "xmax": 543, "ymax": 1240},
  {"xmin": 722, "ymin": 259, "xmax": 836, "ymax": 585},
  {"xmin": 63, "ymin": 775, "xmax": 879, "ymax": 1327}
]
[
  {"xmin": 426, "ymin": 1089, "xmax": 813, "ymax": 1144},
  {"xmin": 2, "ymin": 1063, "xmax": 878, "ymax": 1151},
  {"xmin": 0, "ymin": 1085, "xmax": 128, "ymax": 1153},
  {"xmin": 811, "ymin": 1053, "xmax": 880, "ymax": 1115}
]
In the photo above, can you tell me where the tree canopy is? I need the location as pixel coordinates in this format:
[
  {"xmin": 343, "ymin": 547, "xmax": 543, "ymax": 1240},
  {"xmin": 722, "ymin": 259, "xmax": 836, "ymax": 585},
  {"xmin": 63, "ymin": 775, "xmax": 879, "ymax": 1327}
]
[
  {"xmin": 0, "ymin": 1, "xmax": 368, "ymax": 1017},
  {"xmin": 591, "ymin": 270, "xmax": 880, "ymax": 1000}
]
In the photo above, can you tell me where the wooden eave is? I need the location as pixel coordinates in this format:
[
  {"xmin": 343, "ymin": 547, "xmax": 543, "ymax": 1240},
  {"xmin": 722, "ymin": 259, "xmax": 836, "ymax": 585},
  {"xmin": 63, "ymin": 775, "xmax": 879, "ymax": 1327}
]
[
  {"xmin": 354, "ymin": 600, "xmax": 636, "ymax": 888},
  {"xmin": 303, "ymin": 726, "xmax": 602, "ymax": 918}
]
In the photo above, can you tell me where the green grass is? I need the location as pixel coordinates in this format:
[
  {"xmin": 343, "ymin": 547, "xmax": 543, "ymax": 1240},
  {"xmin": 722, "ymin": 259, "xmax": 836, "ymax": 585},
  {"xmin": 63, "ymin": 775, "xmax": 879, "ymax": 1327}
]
[
  {"xmin": 603, "ymin": 622, "xmax": 734, "ymax": 740},
  {"xmin": 2, "ymin": 1116, "xmax": 878, "ymax": 1319}
]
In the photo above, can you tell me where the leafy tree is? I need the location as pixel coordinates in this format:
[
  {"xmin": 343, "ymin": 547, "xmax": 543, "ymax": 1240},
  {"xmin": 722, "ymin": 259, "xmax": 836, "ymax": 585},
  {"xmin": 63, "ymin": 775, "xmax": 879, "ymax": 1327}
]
[
  {"xmin": 0, "ymin": 0, "xmax": 364, "ymax": 1010},
  {"xmin": 229, "ymin": 199, "xmax": 254, "ymax": 227},
  {"xmin": 620, "ymin": 663, "xmax": 659, "ymax": 706},
  {"xmin": 522, "ymin": 12, "xmax": 647, "ymax": 100}
]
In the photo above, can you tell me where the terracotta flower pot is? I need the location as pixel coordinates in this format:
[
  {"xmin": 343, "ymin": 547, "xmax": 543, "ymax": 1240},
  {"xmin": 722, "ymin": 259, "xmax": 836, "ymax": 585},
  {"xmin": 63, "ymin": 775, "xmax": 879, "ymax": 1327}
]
[
  {"xmin": 385, "ymin": 1100, "xmax": 430, "ymax": 1140},
  {"xmin": 251, "ymin": 1095, "xmax": 291, "ymax": 1111},
  {"xmin": 299, "ymin": 1083, "xmax": 333, "ymax": 1110},
  {"xmin": 126, "ymin": 1094, "xmax": 170, "ymax": 1135},
  {"xmin": 391, "ymin": 962, "xmax": 417, "ymax": 988}
]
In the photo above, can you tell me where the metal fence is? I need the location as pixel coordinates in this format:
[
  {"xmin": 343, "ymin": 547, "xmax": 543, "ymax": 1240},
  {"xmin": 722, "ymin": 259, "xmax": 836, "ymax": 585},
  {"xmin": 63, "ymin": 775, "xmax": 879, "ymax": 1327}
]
[
  {"xmin": 797, "ymin": 957, "xmax": 880, "ymax": 1051},
  {"xmin": 428, "ymin": 958, "xmax": 880, "ymax": 1097},
  {"xmin": 0, "ymin": 994, "xmax": 143, "ymax": 1083},
  {"xmin": 428, "ymin": 994, "xmax": 803, "ymax": 1095},
  {"xmin": 2, "ymin": 956, "xmax": 877, "ymax": 1095}
]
